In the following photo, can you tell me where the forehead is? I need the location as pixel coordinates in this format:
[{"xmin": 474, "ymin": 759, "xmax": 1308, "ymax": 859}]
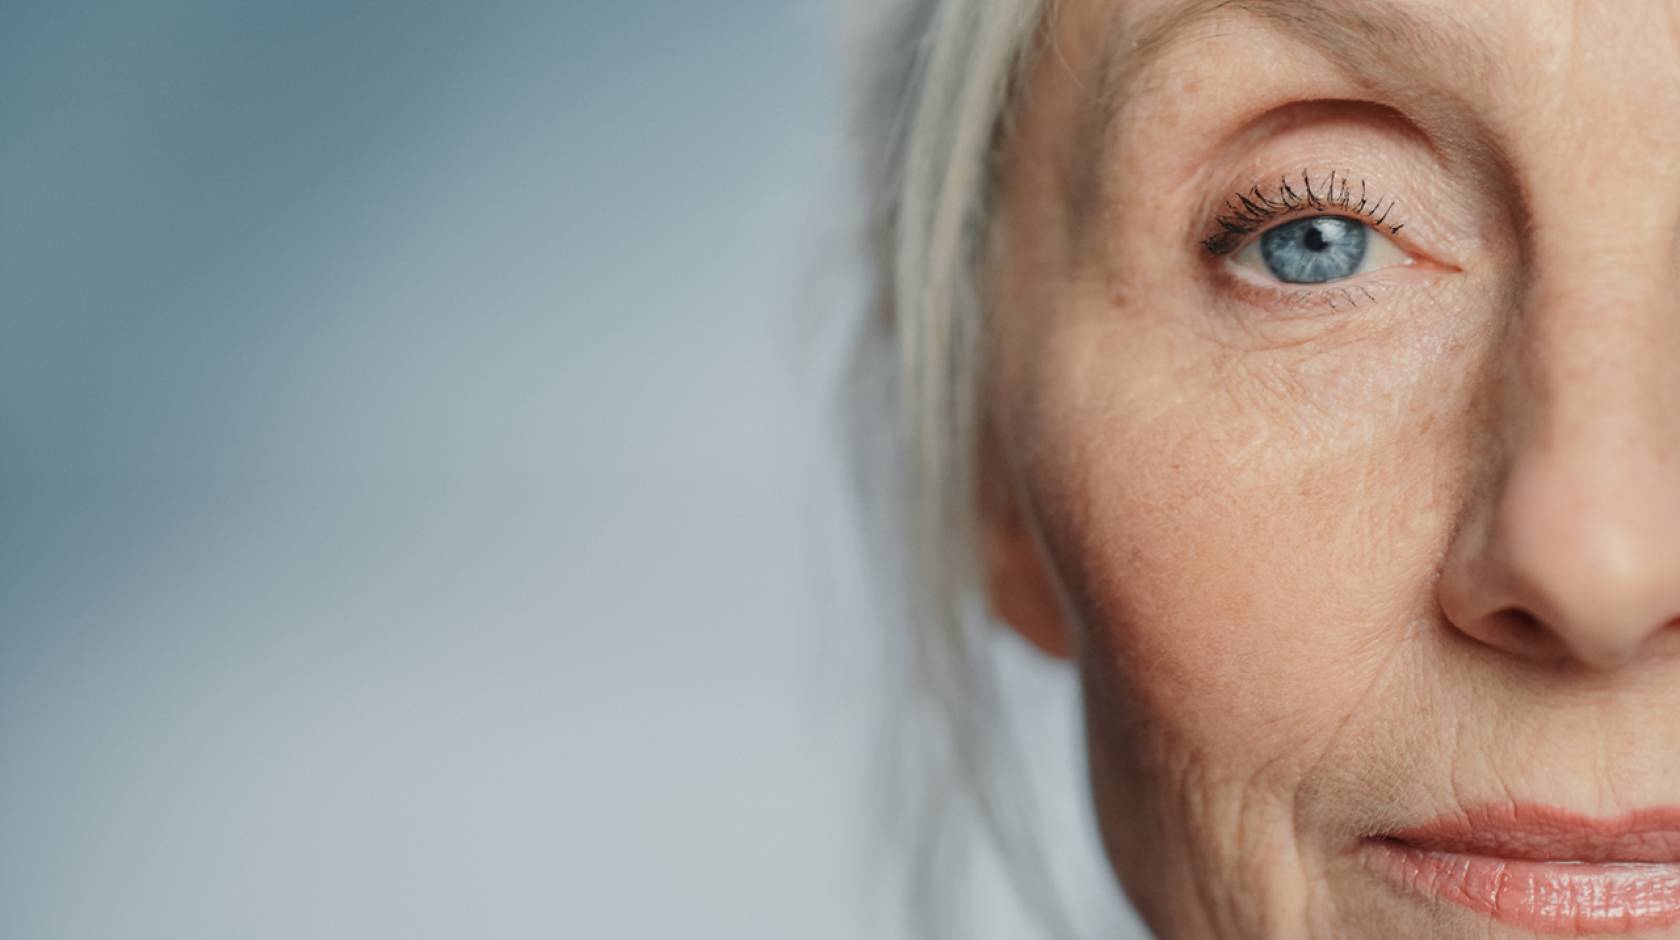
[
  {"xmin": 1088, "ymin": 0, "xmax": 1680, "ymax": 86},
  {"xmin": 1031, "ymin": 0, "xmax": 1680, "ymax": 236},
  {"xmin": 1053, "ymin": 0, "xmax": 1680, "ymax": 139}
]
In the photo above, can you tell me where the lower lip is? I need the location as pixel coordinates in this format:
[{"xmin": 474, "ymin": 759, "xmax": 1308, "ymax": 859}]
[{"xmin": 1363, "ymin": 839, "xmax": 1680, "ymax": 934}]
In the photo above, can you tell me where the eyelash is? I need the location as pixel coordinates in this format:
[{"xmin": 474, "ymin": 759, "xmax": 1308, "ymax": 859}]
[{"xmin": 1201, "ymin": 170, "xmax": 1407, "ymax": 256}]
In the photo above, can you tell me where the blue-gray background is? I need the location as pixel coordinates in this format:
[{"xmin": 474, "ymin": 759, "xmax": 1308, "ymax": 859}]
[{"xmin": 0, "ymin": 3, "xmax": 1144, "ymax": 937}]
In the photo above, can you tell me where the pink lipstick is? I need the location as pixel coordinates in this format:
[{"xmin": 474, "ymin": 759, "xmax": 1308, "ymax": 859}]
[{"xmin": 1363, "ymin": 804, "xmax": 1680, "ymax": 934}]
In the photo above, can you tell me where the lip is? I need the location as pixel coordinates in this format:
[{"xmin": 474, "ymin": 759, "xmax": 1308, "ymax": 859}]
[{"xmin": 1362, "ymin": 803, "xmax": 1680, "ymax": 935}]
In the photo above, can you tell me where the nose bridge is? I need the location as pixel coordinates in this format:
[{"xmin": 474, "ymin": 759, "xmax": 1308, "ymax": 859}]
[
  {"xmin": 1506, "ymin": 93, "xmax": 1680, "ymax": 470},
  {"xmin": 1518, "ymin": 251, "xmax": 1680, "ymax": 458}
]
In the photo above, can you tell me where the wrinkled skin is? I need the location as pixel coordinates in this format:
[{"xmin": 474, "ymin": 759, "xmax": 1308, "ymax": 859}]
[{"xmin": 982, "ymin": 1, "xmax": 1680, "ymax": 936}]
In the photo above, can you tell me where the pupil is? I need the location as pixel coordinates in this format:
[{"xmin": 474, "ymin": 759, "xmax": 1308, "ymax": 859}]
[{"xmin": 1302, "ymin": 224, "xmax": 1329, "ymax": 252}]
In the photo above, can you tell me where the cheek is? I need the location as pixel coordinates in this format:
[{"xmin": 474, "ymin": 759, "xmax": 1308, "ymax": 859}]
[{"xmin": 1007, "ymin": 290, "xmax": 1489, "ymax": 831}]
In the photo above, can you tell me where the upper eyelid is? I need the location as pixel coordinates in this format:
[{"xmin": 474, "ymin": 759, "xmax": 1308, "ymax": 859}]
[{"xmin": 1201, "ymin": 170, "xmax": 1407, "ymax": 255}]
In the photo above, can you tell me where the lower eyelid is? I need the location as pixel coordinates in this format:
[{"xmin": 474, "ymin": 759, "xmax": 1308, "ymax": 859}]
[{"xmin": 1212, "ymin": 262, "xmax": 1426, "ymax": 316}]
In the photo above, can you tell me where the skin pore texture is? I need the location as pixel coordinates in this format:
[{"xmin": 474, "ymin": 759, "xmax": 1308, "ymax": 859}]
[{"xmin": 980, "ymin": 0, "xmax": 1680, "ymax": 937}]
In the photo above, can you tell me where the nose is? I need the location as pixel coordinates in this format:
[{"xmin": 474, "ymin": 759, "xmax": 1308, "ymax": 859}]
[
  {"xmin": 1437, "ymin": 284, "xmax": 1680, "ymax": 670},
  {"xmin": 1440, "ymin": 454, "xmax": 1680, "ymax": 670}
]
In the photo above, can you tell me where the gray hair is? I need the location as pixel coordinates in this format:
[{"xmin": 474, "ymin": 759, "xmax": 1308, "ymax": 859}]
[{"xmin": 843, "ymin": 1, "xmax": 1069, "ymax": 936}]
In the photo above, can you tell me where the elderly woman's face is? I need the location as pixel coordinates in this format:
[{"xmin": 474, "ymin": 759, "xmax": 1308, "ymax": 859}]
[{"xmin": 986, "ymin": 0, "xmax": 1680, "ymax": 936}]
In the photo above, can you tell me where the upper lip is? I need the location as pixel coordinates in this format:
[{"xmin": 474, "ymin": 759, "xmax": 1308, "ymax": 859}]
[{"xmin": 1382, "ymin": 803, "xmax": 1680, "ymax": 864}]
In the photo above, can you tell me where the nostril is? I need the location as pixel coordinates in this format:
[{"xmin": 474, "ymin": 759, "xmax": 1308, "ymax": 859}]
[
  {"xmin": 1501, "ymin": 608, "xmax": 1542, "ymax": 641},
  {"xmin": 1484, "ymin": 607, "xmax": 1568, "ymax": 661}
]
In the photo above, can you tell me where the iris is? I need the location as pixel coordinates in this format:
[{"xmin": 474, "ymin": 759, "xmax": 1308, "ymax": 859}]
[{"xmin": 1259, "ymin": 216, "xmax": 1367, "ymax": 284}]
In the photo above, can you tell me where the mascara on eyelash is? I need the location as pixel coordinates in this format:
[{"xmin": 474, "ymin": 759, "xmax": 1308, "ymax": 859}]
[{"xmin": 1201, "ymin": 170, "xmax": 1406, "ymax": 256}]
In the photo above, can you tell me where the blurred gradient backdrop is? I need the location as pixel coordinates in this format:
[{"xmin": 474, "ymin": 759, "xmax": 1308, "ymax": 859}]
[{"xmin": 0, "ymin": 2, "xmax": 1145, "ymax": 938}]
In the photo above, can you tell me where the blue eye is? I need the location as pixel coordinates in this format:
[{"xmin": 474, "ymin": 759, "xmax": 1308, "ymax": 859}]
[
  {"xmin": 1259, "ymin": 216, "xmax": 1367, "ymax": 284},
  {"xmin": 1228, "ymin": 209, "xmax": 1413, "ymax": 289}
]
